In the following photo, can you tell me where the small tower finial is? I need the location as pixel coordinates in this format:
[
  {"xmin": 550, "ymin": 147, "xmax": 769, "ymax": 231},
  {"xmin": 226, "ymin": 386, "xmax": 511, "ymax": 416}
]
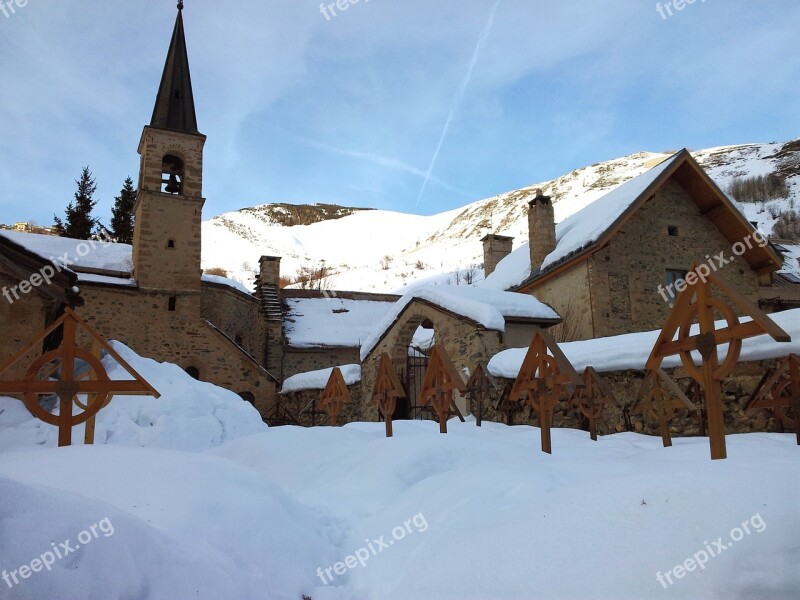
[{"xmin": 177, "ymin": 1, "xmax": 184, "ymax": 10}]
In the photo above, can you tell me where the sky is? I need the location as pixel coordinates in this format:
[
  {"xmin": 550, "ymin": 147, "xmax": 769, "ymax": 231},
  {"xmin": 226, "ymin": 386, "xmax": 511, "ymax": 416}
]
[{"xmin": 1, "ymin": 0, "xmax": 798, "ymax": 227}]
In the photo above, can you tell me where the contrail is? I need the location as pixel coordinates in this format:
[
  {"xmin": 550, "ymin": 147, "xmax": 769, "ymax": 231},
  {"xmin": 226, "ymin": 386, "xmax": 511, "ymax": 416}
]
[
  {"xmin": 276, "ymin": 128, "xmax": 472, "ymax": 197},
  {"xmin": 416, "ymin": 0, "xmax": 502, "ymax": 207}
]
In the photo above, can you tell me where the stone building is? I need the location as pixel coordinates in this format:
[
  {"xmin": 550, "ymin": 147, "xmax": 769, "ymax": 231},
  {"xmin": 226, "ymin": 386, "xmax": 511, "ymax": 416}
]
[
  {"xmin": 357, "ymin": 286, "xmax": 560, "ymax": 420},
  {"xmin": 482, "ymin": 151, "xmax": 787, "ymax": 341}
]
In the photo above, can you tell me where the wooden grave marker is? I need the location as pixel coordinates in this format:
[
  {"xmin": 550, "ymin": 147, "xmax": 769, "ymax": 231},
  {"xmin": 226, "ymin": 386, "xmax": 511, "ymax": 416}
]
[
  {"xmin": 419, "ymin": 345, "xmax": 467, "ymax": 434},
  {"xmin": 645, "ymin": 265, "xmax": 790, "ymax": 460},
  {"xmin": 370, "ymin": 353, "xmax": 406, "ymax": 438},
  {"xmin": 746, "ymin": 353, "xmax": 800, "ymax": 445},
  {"xmin": 0, "ymin": 308, "xmax": 160, "ymax": 447},
  {"xmin": 510, "ymin": 329, "xmax": 581, "ymax": 454},
  {"xmin": 318, "ymin": 367, "xmax": 352, "ymax": 426},
  {"xmin": 465, "ymin": 363, "xmax": 498, "ymax": 427},
  {"xmin": 631, "ymin": 369, "xmax": 696, "ymax": 448},
  {"xmin": 570, "ymin": 367, "xmax": 619, "ymax": 441}
]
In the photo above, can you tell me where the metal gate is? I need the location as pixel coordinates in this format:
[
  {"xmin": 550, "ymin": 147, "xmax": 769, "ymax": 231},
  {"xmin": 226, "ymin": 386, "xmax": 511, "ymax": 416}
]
[{"xmin": 403, "ymin": 352, "xmax": 434, "ymax": 421}]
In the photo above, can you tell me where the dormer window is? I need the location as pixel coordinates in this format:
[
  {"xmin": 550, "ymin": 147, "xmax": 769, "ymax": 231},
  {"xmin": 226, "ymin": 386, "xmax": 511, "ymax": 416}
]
[{"xmin": 161, "ymin": 155, "xmax": 184, "ymax": 195}]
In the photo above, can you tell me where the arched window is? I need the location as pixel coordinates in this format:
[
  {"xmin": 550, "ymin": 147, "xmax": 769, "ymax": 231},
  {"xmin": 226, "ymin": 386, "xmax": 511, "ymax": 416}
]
[
  {"xmin": 185, "ymin": 366, "xmax": 200, "ymax": 380},
  {"xmin": 161, "ymin": 155, "xmax": 184, "ymax": 195}
]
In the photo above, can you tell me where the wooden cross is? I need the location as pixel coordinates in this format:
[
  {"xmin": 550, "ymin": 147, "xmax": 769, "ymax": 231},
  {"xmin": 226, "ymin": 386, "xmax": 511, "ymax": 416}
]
[
  {"xmin": 646, "ymin": 265, "xmax": 790, "ymax": 460},
  {"xmin": 570, "ymin": 367, "xmax": 619, "ymax": 441},
  {"xmin": 465, "ymin": 363, "xmax": 498, "ymax": 427},
  {"xmin": 318, "ymin": 367, "xmax": 352, "ymax": 426},
  {"xmin": 419, "ymin": 345, "xmax": 467, "ymax": 434},
  {"xmin": 0, "ymin": 308, "xmax": 160, "ymax": 447},
  {"xmin": 370, "ymin": 353, "xmax": 406, "ymax": 438},
  {"xmin": 631, "ymin": 369, "xmax": 696, "ymax": 448},
  {"xmin": 510, "ymin": 329, "xmax": 581, "ymax": 454},
  {"xmin": 746, "ymin": 353, "xmax": 800, "ymax": 445}
]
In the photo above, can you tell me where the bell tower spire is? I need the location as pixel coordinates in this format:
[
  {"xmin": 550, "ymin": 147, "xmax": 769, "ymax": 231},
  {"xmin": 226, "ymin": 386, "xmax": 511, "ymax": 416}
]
[
  {"xmin": 133, "ymin": 2, "xmax": 206, "ymax": 295},
  {"xmin": 150, "ymin": 1, "xmax": 197, "ymax": 134}
]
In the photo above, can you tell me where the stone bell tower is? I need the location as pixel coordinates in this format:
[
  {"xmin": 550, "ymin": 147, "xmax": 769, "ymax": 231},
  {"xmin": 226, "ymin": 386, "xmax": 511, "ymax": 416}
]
[{"xmin": 132, "ymin": 1, "xmax": 206, "ymax": 294}]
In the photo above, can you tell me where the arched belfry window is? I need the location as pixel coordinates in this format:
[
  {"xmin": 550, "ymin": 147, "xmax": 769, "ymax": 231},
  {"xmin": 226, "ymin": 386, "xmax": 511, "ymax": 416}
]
[{"xmin": 161, "ymin": 155, "xmax": 184, "ymax": 195}]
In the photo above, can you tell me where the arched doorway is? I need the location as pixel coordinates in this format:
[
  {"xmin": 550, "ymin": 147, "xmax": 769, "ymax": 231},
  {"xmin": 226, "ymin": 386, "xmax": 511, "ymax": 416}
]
[
  {"xmin": 185, "ymin": 366, "xmax": 200, "ymax": 380},
  {"xmin": 239, "ymin": 392, "xmax": 255, "ymax": 406},
  {"xmin": 396, "ymin": 317, "xmax": 437, "ymax": 421}
]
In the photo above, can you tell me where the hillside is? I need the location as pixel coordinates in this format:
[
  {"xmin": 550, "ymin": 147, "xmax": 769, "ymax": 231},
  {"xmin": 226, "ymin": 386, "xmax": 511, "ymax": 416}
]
[{"xmin": 202, "ymin": 139, "xmax": 800, "ymax": 293}]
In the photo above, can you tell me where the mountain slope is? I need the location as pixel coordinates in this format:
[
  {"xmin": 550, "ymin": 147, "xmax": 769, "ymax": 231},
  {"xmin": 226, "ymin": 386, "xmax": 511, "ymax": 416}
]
[{"xmin": 202, "ymin": 139, "xmax": 800, "ymax": 293}]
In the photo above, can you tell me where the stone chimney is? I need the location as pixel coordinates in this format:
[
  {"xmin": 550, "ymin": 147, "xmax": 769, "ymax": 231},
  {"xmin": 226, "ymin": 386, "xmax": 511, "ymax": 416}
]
[
  {"xmin": 528, "ymin": 189, "xmax": 556, "ymax": 270},
  {"xmin": 481, "ymin": 234, "xmax": 514, "ymax": 277}
]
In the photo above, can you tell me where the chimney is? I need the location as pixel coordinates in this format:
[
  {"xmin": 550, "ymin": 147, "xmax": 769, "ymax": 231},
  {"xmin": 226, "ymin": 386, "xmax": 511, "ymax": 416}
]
[
  {"xmin": 258, "ymin": 256, "xmax": 281, "ymax": 288},
  {"xmin": 528, "ymin": 189, "xmax": 556, "ymax": 270},
  {"xmin": 481, "ymin": 234, "xmax": 514, "ymax": 277}
]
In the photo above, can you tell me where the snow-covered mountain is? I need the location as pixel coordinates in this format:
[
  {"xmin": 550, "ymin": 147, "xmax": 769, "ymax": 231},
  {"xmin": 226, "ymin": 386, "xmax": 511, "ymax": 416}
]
[{"xmin": 202, "ymin": 139, "xmax": 800, "ymax": 293}]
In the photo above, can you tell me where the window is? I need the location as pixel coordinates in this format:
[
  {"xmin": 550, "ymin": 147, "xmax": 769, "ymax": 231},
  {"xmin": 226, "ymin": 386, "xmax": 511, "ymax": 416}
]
[
  {"xmin": 168, "ymin": 296, "xmax": 177, "ymax": 312},
  {"xmin": 234, "ymin": 334, "xmax": 243, "ymax": 347},
  {"xmin": 239, "ymin": 392, "xmax": 255, "ymax": 406},
  {"xmin": 665, "ymin": 269, "xmax": 688, "ymax": 299},
  {"xmin": 668, "ymin": 226, "xmax": 679, "ymax": 237},
  {"xmin": 185, "ymin": 366, "xmax": 200, "ymax": 380},
  {"xmin": 167, "ymin": 239, "xmax": 175, "ymax": 249}
]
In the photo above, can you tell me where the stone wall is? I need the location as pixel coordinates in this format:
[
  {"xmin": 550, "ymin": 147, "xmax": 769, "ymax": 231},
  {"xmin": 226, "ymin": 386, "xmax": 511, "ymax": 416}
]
[
  {"xmin": 527, "ymin": 262, "xmax": 593, "ymax": 341},
  {"xmin": 75, "ymin": 282, "xmax": 277, "ymax": 416},
  {"xmin": 480, "ymin": 359, "xmax": 792, "ymax": 439},
  {"xmin": 200, "ymin": 281, "xmax": 265, "ymax": 364},
  {"xmin": 0, "ymin": 271, "xmax": 56, "ymax": 380},
  {"xmin": 279, "ymin": 383, "xmax": 363, "ymax": 427},
  {"xmin": 282, "ymin": 346, "xmax": 361, "ymax": 381},
  {"xmin": 588, "ymin": 178, "xmax": 760, "ymax": 339}
]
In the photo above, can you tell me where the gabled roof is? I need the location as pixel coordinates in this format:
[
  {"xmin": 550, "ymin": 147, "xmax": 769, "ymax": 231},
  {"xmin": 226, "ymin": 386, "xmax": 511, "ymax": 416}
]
[
  {"xmin": 360, "ymin": 285, "xmax": 561, "ymax": 361},
  {"xmin": 150, "ymin": 5, "xmax": 199, "ymax": 134},
  {"xmin": 483, "ymin": 150, "xmax": 783, "ymax": 292}
]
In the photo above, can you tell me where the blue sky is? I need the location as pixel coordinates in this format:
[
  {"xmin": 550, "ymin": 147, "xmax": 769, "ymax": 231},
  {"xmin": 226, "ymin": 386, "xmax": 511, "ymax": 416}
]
[{"xmin": 1, "ymin": 0, "xmax": 798, "ymax": 226}]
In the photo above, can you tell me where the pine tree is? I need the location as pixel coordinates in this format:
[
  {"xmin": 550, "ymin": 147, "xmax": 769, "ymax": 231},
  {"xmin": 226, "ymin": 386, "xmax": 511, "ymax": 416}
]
[
  {"xmin": 54, "ymin": 166, "xmax": 99, "ymax": 239},
  {"xmin": 110, "ymin": 177, "xmax": 136, "ymax": 244}
]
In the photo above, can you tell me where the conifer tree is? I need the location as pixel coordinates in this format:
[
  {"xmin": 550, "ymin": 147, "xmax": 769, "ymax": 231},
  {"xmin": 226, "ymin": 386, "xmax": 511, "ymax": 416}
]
[
  {"xmin": 110, "ymin": 177, "xmax": 136, "ymax": 244},
  {"xmin": 54, "ymin": 166, "xmax": 99, "ymax": 239}
]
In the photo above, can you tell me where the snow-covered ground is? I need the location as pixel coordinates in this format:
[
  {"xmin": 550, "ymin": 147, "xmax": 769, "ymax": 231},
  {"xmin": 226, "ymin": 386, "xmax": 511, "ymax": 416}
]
[{"xmin": 1, "ymin": 346, "xmax": 799, "ymax": 599}]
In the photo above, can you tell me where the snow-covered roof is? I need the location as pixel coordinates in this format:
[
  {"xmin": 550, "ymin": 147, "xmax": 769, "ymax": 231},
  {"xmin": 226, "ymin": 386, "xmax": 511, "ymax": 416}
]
[
  {"xmin": 776, "ymin": 242, "xmax": 800, "ymax": 280},
  {"xmin": 201, "ymin": 274, "xmax": 253, "ymax": 295},
  {"xmin": 481, "ymin": 153, "xmax": 682, "ymax": 290},
  {"xmin": 0, "ymin": 230, "xmax": 255, "ymax": 296},
  {"xmin": 0, "ymin": 230, "xmax": 132, "ymax": 273},
  {"xmin": 284, "ymin": 297, "xmax": 395, "ymax": 349},
  {"xmin": 360, "ymin": 285, "xmax": 561, "ymax": 361},
  {"xmin": 281, "ymin": 364, "xmax": 361, "ymax": 394},
  {"xmin": 488, "ymin": 307, "xmax": 800, "ymax": 378}
]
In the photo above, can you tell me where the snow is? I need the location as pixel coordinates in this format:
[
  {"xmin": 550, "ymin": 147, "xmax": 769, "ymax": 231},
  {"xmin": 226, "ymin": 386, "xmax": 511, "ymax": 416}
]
[
  {"xmin": 281, "ymin": 364, "xmax": 362, "ymax": 394},
  {"xmin": 360, "ymin": 285, "xmax": 560, "ymax": 361},
  {"xmin": 1, "ymin": 418, "xmax": 798, "ymax": 599},
  {"xmin": 0, "ymin": 341, "xmax": 267, "ymax": 452},
  {"xmin": 488, "ymin": 307, "xmax": 800, "ymax": 379},
  {"xmin": 285, "ymin": 297, "xmax": 395, "ymax": 348},
  {"xmin": 0, "ymin": 230, "xmax": 132, "ymax": 273},
  {"xmin": 201, "ymin": 273, "xmax": 254, "ymax": 295},
  {"xmin": 77, "ymin": 273, "xmax": 137, "ymax": 286}
]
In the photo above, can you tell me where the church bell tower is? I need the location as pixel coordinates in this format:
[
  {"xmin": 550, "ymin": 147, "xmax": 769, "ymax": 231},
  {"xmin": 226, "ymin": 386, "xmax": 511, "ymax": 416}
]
[{"xmin": 133, "ymin": 1, "xmax": 206, "ymax": 293}]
